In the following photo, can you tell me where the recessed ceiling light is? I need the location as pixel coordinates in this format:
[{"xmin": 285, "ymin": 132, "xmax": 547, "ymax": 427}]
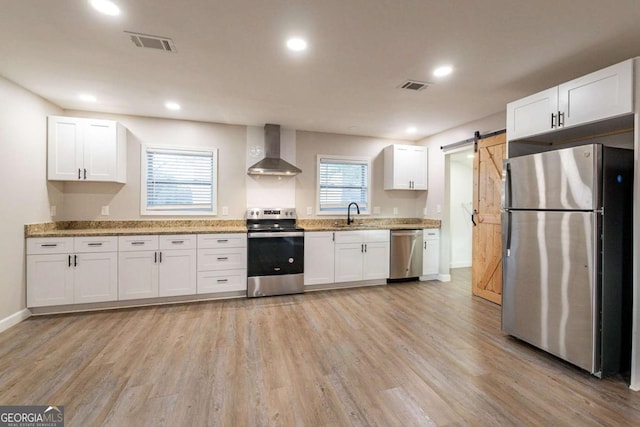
[
  {"xmin": 286, "ymin": 37, "xmax": 308, "ymax": 52},
  {"xmin": 89, "ymin": 0, "xmax": 121, "ymax": 16},
  {"xmin": 433, "ymin": 65, "xmax": 453, "ymax": 77},
  {"xmin": 165, "ymin": 101, "xmax": 181, "ymax": 111},
  {"xmin": 78, "ymin": 94, "xmax": 97, "ymax": 103},
  {"xmin": 405, "ymin": 126, "xmax": 417, "ymax": 134}
]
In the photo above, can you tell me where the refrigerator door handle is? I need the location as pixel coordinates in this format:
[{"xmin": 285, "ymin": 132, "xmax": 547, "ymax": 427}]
[
  {"xmin": 505, "ymin": 210, "xmax": 512, "ymax": 257},
  {"xmin": 502, "ymin": 161, "xmax": 512, "ymax": 209}
]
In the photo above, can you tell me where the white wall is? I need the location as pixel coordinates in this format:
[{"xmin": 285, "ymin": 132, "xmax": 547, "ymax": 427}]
[
  {"xmin": 62, "ymin": 111, "xmax": 247, "ymax": 220},
  {"xmin": 0, "ymin": 76, "xmax": 63, "ymax": 322},
  {"xmin": 449, "ymin": 154, "xmax": 473, "ymax": 268},
  {"xmin": 295, "ymin": 131, "xmax": 426, "ymax": 218},
  {"xmin": 418, "ymin": 111, "xmax": 506, "ymax": 276}
]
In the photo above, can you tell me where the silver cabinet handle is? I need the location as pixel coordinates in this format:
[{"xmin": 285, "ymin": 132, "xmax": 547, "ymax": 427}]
[
  {"xmin": 84, "ymin": 168, "xmax": 87, "ymax": 180},
  {"xmin": 87, "ymin": 242, "xmax": 103, "ymax": 246},
  {"xmin": 41, "ymin": 243, "xmax": 58, "ymax": 247},
  {"xmin": 217, "ymin": 279, "xmax": 228, "ymax": 283},
  {"xmin": 131, "ymin": 241, "xmax": 145, "ymax": 245},
  {"xmin": 217, "ymin": 257, "xmax": 228, "ymax": 261},
  {"xmin": 171, "ymin": 240, "xmax": 184, "ymax": 244},
  {"xmin": 74, "ymin": 255, "xmax": 77, "ymax": 267},
  {"xmin": 78, "ymin": 168, "xmax": 81, "ymax": 179},
  {"xmin": 217, "ymin": 239, "xmax": 229, "ymax": 243}
]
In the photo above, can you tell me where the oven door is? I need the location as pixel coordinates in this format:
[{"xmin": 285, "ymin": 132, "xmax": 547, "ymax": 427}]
[{"xmin": 247, "ymin": 232, "xmax": 304, "ymax": 277}]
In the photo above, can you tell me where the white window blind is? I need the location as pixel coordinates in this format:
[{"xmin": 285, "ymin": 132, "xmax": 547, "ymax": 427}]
[
  {"xmin": 144, "ymin": 147, "xmax": 216, "ymax": 214},
  {"xmin": 318, "ymin": 157, "xmax": 369, "ymax": 213}
]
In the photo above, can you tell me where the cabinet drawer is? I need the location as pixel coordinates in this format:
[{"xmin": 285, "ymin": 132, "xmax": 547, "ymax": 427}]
[
  {"xmin": 198, "ymin": 233, "xmax": 247, "ymax": 249},
  {"xmin": 118, "ymin": 235, "xmax": 159, "ymax": 251},
  {"xmin": 424, "ymin": 229, "xmax": 440, "ymax": 240},
  {"xmin": 333, "ymin": 231, "xmax": 363, "ymax": 244},
  {"xmin": 74, "ymin": 236, "xmax": 118, "ymax": 253},
  {"xmin": 159, "ymin": 234, "xmax": 196, "ymax": 250},
  {"xmin": 363, "ymin": 229, "xmax": 390, "ymax": 243},
  {"xmin": 198, "ymin": 269, "xmax": 247, "ymax": 294},
  {"xmin": 198, "ymin": 247, "xmax": 247, "ymax": 271},
  {"xmin": 27, "ymin": 237, "xmax": 74, "ymax": 255}
]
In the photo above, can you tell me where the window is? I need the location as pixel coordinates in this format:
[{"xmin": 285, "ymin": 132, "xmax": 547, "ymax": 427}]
[
  {"xmin": 317, "ymin": 155, "xmax": 370, "ymax": 214},
  {"xmin": 141, "ymin": 145, "xmax": 217, "ymax": 215}
]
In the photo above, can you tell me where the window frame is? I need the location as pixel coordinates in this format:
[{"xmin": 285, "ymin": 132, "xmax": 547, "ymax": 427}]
[
  {"xmin": 316, "ymin": 154, "xmax": 371, "ymax": 216},
  {"xmin": 140, "ymin": 144, "xmax": 218, "ymax": 216}
]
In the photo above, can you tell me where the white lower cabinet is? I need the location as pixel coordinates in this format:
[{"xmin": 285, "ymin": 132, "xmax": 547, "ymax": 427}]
[
  {"xmin": 334, "ymin": 230, "xmax": 390, "ymax": 283},
  {"xmin": 27, "ymin": 253, "xmax": 75, "ymax": 307},
  {"xmin": 422, "ymin": 229, "xmax": 440, "ymax": 277},
  {"xmin": 27, "ymin": 236, "xmax": 117, "ymax": 307},
  {"xmin": 197, "ymin": 233, "xmax": 247, "ymax": 294},
  {"xmin": 158, "ymin": 235, "xmax": 197, "ymax": 297},
  {"xmin": 119, "ymin": 235, "xmax": 197, "ymax": 300},
  {"xmin": 304, "ymin": 232, "xmax": 335, "ymax": 286}
]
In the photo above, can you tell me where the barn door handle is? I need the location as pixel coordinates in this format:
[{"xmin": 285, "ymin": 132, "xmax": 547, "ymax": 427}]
[{"xmin": 471, "ymin": 209, "xmax": 477, "ymax": 226}]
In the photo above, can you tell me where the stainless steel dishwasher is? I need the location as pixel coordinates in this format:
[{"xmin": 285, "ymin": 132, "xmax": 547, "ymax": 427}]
[{"xmin": 389, "ymin": 229, "xmax": 423, "ymax": 280}]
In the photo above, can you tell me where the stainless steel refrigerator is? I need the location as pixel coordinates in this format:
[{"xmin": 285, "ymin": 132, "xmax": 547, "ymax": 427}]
[{"xmin": 501, "ymin": 144, "xmax": 632, "ymax": 377}]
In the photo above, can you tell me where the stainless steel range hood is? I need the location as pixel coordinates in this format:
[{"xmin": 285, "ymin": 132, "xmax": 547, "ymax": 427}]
[{"xmin": 248, "ymin": 124, "xmax": 302, "ymax": 176}]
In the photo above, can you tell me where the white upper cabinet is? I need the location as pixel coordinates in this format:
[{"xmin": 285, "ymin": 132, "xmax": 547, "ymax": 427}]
[
  {"xmin": 47, "ymin": 116, "xmax": 127, "ymax": 183},
  {"xmin": 507, "ymin": 59, "xmax": 634, "ymax": 141},
  {"xmin": 558, "ymin": 60, "xmax": 634, "ymax": 128},
  {"xmin": 384, "ymin": 144, "xmax": 427, "ymax": 190},
  {"xmin": 506, "ymin": 87, "xmax": 558, "ymax": 140}
]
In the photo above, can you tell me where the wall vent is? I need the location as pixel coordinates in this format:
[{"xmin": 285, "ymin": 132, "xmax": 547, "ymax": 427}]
[
  {"xmin": 399, "ymin": 80, "xmax": 430, "ymax": 91},
  {"xmin": 125, "ymin": 31, "xmax": 176, "ymax": 52}
]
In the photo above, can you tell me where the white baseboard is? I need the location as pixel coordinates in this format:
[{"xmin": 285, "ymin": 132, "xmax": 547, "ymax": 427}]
[
  {"xmin": 437, "ymin": 274, "xmax": 452, "ymax": 282},
  {"xmin": 0, "ymin": 308, "xmax": 31, "ymax": 333},
  {"xmin": 450, "ymin": 261, "xmax": 472, "ymax": 269}
]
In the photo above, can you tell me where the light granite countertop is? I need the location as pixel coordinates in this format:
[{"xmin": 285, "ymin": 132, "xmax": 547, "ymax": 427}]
[{"xmin": 25, "ymin": 218, "xmax": 441, "ymax": 238}]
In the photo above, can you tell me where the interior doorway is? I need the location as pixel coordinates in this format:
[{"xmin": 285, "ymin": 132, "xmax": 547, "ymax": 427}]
[{"xmin": 447, "ymin": 148, "xmax": 474, "ymax": 272}]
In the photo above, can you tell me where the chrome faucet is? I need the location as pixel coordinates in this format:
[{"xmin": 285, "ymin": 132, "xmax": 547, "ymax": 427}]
[{"xmin": 347, "ymin": 202, "xmax": 360, "ymax": 225}]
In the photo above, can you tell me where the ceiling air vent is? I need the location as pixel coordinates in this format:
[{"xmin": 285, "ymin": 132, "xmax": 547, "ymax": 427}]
[
  {"xmin": 399, "ymin": 80, "xmax": 430, "ymax": 91},
  {"xmin": 125, "ymin": 31, "xmax": 176, "ymax": 52}
]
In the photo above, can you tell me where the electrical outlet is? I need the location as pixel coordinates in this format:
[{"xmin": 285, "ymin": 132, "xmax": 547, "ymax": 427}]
[
  {"xmin": 423, "ymin": 207, "xmax": 428, "ymax": 216},
  {"xmin": 437, "ymin": 204, "xmax": 441, "ymax": 213},
  {"xmin": 393, "ymin": 207, "xmax": 398, "ymax": 215},
  {"xmin": 306, "ymin": 206, "xmax": 313, "ymax": 215},
  {"xmin": 50, "ymin": 205, "xmax": 56, "ymax": 217},
  {"xmin": 373, "ymin": 206, "xmax": 381, "ymax": 215},
  {"xmin": 222, "ymin": 206, "xmax": 229, "ymax": 216},
  {"xmin": 101, "ymin": 206, "xmax": 110, "ymax": 216}
]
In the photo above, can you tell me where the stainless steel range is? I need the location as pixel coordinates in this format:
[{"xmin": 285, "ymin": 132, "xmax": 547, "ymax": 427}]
[{"xmin": 246, "ymin": 208, "xmax": 304, "ymax": 297}]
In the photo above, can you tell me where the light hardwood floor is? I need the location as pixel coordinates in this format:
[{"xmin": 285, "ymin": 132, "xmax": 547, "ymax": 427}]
[{"xmin": 2, "ymin": 268, "xmax": 640, "ymax": 426}]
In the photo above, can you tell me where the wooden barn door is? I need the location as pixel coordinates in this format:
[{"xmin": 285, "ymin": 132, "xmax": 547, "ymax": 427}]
[{"xmin": 472, "ymin": 132, "xmax": 506, "ymax": 305}]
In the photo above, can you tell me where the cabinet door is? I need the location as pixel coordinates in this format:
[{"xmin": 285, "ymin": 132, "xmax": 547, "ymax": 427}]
[
  {"xmin": 506, "ymin": 87, "xmax": 558, "ymax": 141},
  {"xmin": 558, "ymin": 59, "xmax": 633, "ymax": 129},
  {"xmin": 393, "ymin": 146, "xmax": 412, "ymax": 189},
  {"xmin": 118, "ymin": 251, "xmax": 159, "ymax": 300},
  {"xmin": 334, "ymin": 243, "xmax": 364, "ymax": 282},
  {"xmin": 410, "ymin": 146, "xmax": 428, "ymax": 190},
  {"xmin": 159, "ymin": 249, "xmax": 197, "ymax": 297},
  {"xmin": 74, "ymin": 252, "xmax": 118, "ymax": 303},
  {"xmin": 423, "ymin": 238, "xmax": 440, "ymax": 276},
  {"xmin": 27, "ymin": 254, "xmax": 74, "ymax": 307},
  {"xmin": 83, "ymin": 119, "xmax": 118, "ymax": 181},
  {"xmin": 304, "ymin": 232, "xmax": 335, "ymax": 285},
  {"xmin": 47, "ymin": 116, "xmax": 83, "ymax": 181},
  {"xmin": 363, "ymin": 241, "xmax": 390, "ymax": 280}
]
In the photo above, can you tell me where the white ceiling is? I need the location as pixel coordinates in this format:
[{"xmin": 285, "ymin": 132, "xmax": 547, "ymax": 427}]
[{"xmin": 1, "ymin": 0, "xmax": 639, "ymax": 141}]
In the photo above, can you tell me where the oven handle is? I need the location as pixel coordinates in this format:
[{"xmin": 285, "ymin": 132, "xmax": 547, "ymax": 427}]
[{"xmin": 248, "ymin": 232, "xmax": 304, "ymax": 238}]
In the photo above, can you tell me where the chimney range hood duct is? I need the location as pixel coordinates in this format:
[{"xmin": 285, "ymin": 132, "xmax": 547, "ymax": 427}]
[{"xmin": 247, "ymin": 124, "xmax": 302, "ymax": 176}]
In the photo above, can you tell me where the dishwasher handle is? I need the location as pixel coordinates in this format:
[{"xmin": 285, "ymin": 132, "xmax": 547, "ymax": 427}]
[{"xmin": 391, "ymin": 230, "xmax": 422, "ymax": 237}]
